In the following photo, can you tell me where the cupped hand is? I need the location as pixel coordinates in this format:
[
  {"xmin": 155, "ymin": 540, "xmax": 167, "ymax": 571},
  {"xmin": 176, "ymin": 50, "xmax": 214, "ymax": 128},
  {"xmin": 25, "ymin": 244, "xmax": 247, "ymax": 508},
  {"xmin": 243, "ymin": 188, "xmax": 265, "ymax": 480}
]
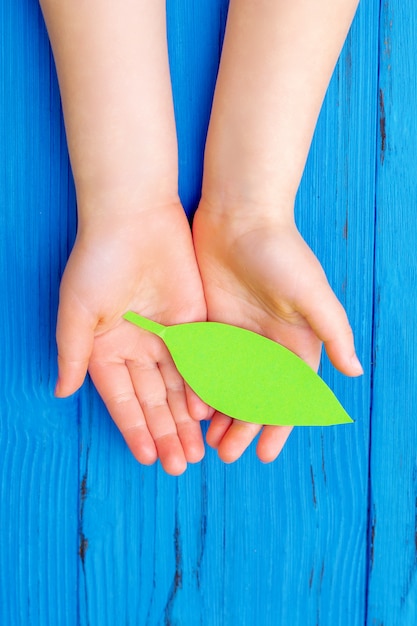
[
  {"xmin": 192, "ymin": 201, "xmax": 362, "ymax": 464},
  {"xmin": 56, "ymin": 202, "xmax": 211, "ymax": 475}
]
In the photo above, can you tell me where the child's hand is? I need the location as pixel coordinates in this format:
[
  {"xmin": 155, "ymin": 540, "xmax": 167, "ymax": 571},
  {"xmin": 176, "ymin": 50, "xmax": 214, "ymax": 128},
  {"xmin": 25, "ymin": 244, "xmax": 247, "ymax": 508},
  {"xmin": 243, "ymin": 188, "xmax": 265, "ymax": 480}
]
[
  {"xmin": 40, "ymin": 0, "xmax": 217, "ymax": 475},
  {"xmin": 192, "ymin": 202, "xmax": 362, "ymax": 464},
  {"xmin": 56, "ymin": 203, "xmax": 210, "ymax": 475}
]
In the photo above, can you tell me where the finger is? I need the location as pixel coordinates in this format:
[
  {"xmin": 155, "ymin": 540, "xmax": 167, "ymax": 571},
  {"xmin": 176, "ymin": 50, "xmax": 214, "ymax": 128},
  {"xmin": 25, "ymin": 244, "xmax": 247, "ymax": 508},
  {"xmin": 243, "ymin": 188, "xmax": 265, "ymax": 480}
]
[
  {"xmin": 206, "ymin": 412, "xmax": 233, "ymax": 448},
  {"xmin": 88, "ymin": 360, "xmax": 158, "ymax": 466},
  {"xmin": 256, "ymin": 425, "xmax": 293, "ymax": 463},
  {"xmin": 208, "ymin": 414, "xmax": 262, "ymax": 463},
  {"xmin": 55, "ymin": 297, "xmax": 95, "ymax": 397},
  {"xmin": 127, "ymin": 359, "xmax": 187, "ymax": 476},
  {"xmin": 298, "ymin": 279, "xmax": 363, "ymax": 376},
  {"xmin": 184, "ymin": 383, "xmax": 215, "ymax": 421},
  {"xmin": 158, "ymin": 359, "xmax": 205, "ymax": 464}
]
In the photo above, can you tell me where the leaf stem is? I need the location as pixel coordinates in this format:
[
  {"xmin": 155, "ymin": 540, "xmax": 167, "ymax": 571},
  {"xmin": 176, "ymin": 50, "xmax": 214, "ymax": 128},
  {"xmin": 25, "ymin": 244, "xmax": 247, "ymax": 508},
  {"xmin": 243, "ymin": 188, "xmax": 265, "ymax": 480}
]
[{"xmin": 123, "ymin": 311, "xmax": 166, "ymax": 336}]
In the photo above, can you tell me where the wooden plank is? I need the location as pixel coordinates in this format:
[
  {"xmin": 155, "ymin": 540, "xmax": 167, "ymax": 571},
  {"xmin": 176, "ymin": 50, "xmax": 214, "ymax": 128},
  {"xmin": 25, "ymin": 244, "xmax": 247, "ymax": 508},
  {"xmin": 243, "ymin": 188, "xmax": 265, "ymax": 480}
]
[
  {"xmin": 77, "ymin": 3, "xmax": 229, "ymax": 625},
  {"xmin": 77, "ymin": 1, "xmax": 378, "ymax": 625},
  {"xmin": 0, "ymin": 1, "xmax": 78, "ymax": 624},
  {"xmin": 203, "ymin": 1, "xmax": 378, "ymax": 621},
  {"xmin": 167, "ymin": 0, "xmax": 230, "ymax": 218},
  {"xmin": 366, "ymin": 1, "xmax": 417, "ymax": 623}
]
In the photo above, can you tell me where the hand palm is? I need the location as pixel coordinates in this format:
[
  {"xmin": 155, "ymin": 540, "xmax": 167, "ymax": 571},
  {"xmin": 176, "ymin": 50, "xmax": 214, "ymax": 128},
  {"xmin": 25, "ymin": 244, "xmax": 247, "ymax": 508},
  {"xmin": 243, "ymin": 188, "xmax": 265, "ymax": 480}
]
[
  {"xmin": 193, "ymin": 206, "xmax": 357, "ymax": 462},
  {"xmin": 56, "ymin": 204, "xmax": 208, "ymax": 475}
]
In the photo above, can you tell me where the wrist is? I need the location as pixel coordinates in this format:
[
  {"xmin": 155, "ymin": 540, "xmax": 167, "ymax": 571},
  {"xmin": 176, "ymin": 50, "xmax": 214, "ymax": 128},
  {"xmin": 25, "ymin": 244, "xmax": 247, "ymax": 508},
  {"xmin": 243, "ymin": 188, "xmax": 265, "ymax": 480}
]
[
  {"xmin": 75, "ymin": 177, "xmax": 181, "ymax": 226},
  {"xmin": 195, "ymin": 194, "xmax": 296, "ymax": 241},
  {"xmin": 73, "ymin": 151, "xmax": 179, "ymax": 216},
  {"xmin": 199, "ymin": 176, "xmax": 296, "ymax": 226},
  {"xmin": 202, "ymin": 138, "xmax": 300, "ymax": 220},
  {"xmin": 76, "ymin": 196, "xmax": 186, "ymax": 238}
]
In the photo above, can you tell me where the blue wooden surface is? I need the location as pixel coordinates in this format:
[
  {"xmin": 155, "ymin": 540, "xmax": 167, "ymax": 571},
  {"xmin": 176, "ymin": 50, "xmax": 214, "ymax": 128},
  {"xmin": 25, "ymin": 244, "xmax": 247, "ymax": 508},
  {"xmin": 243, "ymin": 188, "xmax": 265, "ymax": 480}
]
[
  {"xmin": 0, "ymin": 0, "xmax": 415, "ymax": 624},
  {"xmin": 367, "ymin": 2, "xmax": 417, "ymax": 624}
]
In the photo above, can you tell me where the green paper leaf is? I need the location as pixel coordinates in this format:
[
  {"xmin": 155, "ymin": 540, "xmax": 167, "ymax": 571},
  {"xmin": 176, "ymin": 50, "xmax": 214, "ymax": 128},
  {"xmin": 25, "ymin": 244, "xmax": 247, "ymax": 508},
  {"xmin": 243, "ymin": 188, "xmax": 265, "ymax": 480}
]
[{"xmin": 123, "ymin": 311, "xmax": 353, "ymax": 427}]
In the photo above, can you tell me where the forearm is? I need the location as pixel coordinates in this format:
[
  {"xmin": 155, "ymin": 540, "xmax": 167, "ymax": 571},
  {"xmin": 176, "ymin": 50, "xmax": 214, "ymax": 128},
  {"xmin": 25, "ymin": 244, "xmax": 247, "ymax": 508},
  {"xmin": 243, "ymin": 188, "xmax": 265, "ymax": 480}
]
[
  {"xmin": 203, "ymin": 0, "xmax": 359, "ymax": 216},
  {"xmin": 40, "ymin": 0, "xmax": 178, "ymax": 224}
]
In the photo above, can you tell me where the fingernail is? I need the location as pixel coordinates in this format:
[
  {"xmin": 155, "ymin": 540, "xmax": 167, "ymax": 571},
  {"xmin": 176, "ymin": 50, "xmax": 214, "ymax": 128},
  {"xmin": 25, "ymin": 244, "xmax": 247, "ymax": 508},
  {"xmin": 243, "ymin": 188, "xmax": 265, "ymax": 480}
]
[{"xmin": 351, "ymin": 354, "xmax": 364, "ymax": 375}]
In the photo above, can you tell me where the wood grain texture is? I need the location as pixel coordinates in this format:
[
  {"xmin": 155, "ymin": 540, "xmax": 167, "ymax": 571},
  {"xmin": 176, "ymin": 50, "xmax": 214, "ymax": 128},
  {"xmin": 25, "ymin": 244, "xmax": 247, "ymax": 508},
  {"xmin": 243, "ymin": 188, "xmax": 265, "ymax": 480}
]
[
  {"xmin": 1, "ymin": 0, "xmax": 415, "ymax": 624},
  {"xmin": 166, "ymin": 0, "xmax": 229, "ymax": 219},
  {"xmin": 77, "ymin": 3, "xmax": 230, "ymax": 623},
  {"xmin": 77, "ymin": 1, "xmax": 377, "ymax": 625},
  {"xmin": 0, "ymin": 1, "xmax": 78, "ymax": 624},
  {"xmin": 366, "ymin": 2, "xmax": 417, "ymax": 624}
]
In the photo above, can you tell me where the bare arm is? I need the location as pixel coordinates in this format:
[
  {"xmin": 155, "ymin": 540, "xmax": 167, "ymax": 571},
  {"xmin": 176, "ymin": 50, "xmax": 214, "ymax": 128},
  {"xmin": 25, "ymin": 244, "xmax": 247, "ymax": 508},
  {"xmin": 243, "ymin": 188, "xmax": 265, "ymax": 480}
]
[
  {"xmin": 40, "ymin": 0, "xmax": 178, "ymax": 217},
  {"xmin": 194, "ymin": 0, "xmax": 361, "ymax": 463},
  {"xmin": 40, "ymin": 0, "xmax": 208, "ymax": 474},
  {"xmin": 203, "ymin": 0, "xmax": 360, "ymax": 214}
]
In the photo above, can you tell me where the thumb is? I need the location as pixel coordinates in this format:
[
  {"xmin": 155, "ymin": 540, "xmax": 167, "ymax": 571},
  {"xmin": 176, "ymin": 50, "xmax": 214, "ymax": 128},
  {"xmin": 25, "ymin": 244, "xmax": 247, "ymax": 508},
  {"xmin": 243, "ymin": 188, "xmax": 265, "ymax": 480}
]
[
  {"xmin": 298, "ymin": 278, "xmax": 363, "ymax": 377},
  {"xmin": 55, "ymin": 293, "xmax": 96, "ymax": 397}
]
